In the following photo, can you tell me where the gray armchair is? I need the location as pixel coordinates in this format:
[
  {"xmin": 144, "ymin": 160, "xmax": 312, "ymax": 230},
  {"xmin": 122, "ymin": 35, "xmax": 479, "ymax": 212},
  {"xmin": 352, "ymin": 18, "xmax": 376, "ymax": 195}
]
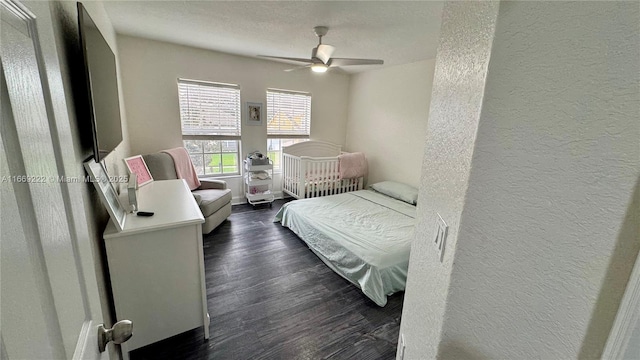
[{"xmin": 142, "ymin": 152, "xmax": 232, "ymax": 234}]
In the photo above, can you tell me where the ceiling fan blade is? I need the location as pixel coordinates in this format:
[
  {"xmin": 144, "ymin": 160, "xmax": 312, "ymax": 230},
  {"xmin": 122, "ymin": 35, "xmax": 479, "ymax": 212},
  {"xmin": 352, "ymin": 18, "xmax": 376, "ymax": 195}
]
[
  {"xmin": 284, "ymin": 64, "xmax": 312, "ymax": 72},
  {"xmin": 328, "ymin": 58, "xmax": 384, "ymax": 67},
  {"xmin": 315, "ymin": 44, "xmax": 335, "ymax": 64},
  {"xmin": 257, "ymin": 55, "xmax": 314, "ymax": 64}
]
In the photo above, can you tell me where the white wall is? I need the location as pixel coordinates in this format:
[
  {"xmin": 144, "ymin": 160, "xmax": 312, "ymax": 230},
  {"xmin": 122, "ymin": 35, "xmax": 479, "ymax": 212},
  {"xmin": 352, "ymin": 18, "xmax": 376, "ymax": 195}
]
[
  {"xmin": 401, "ymin": 1, "xmax": 640, "ymax": 359},
  {"xmin": 116, "ymin": 35, "xmax": 350, "ymax": 201},
  {"xmin": 345, "ymin": 60, "xmax": 435, "ymax": 188}
]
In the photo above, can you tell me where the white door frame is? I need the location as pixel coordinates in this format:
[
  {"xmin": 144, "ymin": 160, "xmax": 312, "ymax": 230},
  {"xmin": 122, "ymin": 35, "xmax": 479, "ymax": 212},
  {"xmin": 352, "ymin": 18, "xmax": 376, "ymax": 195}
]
[
  {"xmin": 603, "ymin": 250, "xmax": 640, "ymax": 359},
  {"xmin": 1, "ymin": 0, "xmax": 108, "ymax": 358}
]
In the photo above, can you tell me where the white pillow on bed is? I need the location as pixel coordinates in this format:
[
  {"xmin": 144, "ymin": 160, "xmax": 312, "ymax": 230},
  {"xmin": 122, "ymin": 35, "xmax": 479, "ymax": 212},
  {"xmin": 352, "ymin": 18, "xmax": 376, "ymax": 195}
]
[{"xmin": 369, "ymin": 181, "xmax": 419, "ymax": 205}]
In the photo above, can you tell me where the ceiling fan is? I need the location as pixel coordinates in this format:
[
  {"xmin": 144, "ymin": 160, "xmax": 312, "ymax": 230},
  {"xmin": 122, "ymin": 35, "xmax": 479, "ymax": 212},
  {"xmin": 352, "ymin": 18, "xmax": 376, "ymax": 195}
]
[{"xmin": 258, "ymin": 26, "xmax": 384, "ymax": 73}]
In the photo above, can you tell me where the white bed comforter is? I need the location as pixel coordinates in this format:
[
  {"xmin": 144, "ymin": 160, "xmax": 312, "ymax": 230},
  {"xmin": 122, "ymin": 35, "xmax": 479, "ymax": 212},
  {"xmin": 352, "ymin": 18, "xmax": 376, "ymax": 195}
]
[{"xmin": 274, "ymin": 190, "xmax": 416, "ymax": 306}]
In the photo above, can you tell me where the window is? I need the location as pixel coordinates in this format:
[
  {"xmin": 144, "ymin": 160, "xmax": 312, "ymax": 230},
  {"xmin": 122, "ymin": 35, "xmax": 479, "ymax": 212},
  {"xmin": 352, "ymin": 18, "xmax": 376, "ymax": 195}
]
[
  {"xmin": 266, "ymin": 89, "xmax": 311, "ymax": 171},
  {"xmin": 178, "ymin": 79, "xmax": 241, "ymax": 175},
  {"xmin": 267, "ymin": 138, "xmax": 307, "ymax": 171}
]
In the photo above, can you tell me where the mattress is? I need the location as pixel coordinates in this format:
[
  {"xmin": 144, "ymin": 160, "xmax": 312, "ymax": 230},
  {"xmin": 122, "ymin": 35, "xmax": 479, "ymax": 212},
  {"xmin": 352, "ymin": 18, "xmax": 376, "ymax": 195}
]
[{"xmin": 274, "ymin": 190, "xmax": 416, "ymax": 306}]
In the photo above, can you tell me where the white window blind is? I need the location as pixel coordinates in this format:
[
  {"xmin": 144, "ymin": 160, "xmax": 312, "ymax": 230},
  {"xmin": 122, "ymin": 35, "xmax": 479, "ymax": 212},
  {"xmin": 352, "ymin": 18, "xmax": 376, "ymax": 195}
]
[
  {"xmin": 178, "ymin": 79, "xmax": 241, "ymax": 138},
  {"xmin": 267, "ymin": 89, "xmax": 311, "ymax": 137}
]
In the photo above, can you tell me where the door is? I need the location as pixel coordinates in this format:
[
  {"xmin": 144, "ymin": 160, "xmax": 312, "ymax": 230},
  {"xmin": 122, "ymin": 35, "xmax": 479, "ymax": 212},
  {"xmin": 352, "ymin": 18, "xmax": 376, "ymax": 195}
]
[
  {"xmin": 603, "ymin": 250, "xmax": 640, "ymax": 359},
  {"xmin": 1, "ymin": 0, "xmax": 105, "ymax": 358}
]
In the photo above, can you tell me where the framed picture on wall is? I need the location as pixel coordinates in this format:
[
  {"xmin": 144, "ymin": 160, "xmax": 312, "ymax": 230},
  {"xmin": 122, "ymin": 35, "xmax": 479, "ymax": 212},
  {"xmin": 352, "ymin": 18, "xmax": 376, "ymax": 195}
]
[{"xmin": 245, "ymin": 102, "xmax": 263, "ymax": 126}]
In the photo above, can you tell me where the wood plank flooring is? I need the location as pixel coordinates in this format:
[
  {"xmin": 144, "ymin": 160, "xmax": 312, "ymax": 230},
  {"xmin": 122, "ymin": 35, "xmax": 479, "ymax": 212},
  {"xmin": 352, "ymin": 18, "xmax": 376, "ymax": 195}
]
[{"xmin": 130, "ymin": 199, "xmax": 403, "ymax": 360}]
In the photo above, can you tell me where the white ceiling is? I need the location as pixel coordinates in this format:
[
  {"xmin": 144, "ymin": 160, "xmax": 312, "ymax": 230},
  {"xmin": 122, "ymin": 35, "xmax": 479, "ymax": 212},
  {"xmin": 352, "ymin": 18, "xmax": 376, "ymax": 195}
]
[{"xmin": 103, "ymin": 1, "xmax": 444, "ymax": 73}]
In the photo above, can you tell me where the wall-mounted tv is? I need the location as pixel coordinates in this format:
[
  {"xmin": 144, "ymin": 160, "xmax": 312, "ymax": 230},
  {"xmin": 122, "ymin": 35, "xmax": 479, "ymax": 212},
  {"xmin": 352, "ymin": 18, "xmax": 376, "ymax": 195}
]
[{"xmin": 78, "ymin": 2, "xmax": 123, "ymax": 162}]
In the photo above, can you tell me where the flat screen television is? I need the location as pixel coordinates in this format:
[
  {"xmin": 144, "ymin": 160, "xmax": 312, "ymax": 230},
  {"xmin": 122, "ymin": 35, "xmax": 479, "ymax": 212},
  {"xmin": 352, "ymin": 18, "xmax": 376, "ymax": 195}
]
[{"xmin": 78, "ymin": 2, "xmax": 123, "ymax": 162}]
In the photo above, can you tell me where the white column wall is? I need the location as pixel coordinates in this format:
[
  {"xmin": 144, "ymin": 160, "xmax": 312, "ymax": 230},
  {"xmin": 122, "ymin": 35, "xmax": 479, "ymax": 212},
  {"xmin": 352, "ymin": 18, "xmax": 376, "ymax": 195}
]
[
  {"xmin": 399, "ymin": 2, "xmax": 500, "ymax": 358},
  {"xmin": 401, "ymin": 1, "xmax": 640, "ymax": 359}
]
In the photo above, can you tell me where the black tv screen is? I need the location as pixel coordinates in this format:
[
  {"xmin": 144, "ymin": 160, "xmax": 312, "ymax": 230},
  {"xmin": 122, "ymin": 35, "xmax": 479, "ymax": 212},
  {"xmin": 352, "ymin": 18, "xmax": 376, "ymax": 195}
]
[{"xmin": 78, "ymin": 2, "xmax": 123, "ymax": 162}]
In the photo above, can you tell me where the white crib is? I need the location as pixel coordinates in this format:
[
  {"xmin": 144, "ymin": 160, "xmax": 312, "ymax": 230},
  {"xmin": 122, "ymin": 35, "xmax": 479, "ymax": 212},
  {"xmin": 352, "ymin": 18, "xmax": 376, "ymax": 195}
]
[{"xmin": 282, "ymin": 141, "xmax": 364, "ymax": 199}]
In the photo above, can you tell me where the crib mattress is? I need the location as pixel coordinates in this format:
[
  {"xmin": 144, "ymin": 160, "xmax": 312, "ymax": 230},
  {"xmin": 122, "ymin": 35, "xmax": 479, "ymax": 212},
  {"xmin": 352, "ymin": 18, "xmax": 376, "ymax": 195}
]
[{"xmin": 274, "ymin": 190, "xmax": 416, "ymax": 306}]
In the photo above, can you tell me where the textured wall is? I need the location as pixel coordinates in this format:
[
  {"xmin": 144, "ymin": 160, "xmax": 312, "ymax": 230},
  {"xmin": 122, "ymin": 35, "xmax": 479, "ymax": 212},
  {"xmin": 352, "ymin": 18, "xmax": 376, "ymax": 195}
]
[
  {"xmin": 442, "ymin": 2, "xmax": 640, "ymax": 358},
  {"xmin": 398, "ymin": 2, "xmax": 500, "ymax": 358},
  {"xmin": 345, "ymin": 60, "xmax": 436, "ymax": 188},
  {"xmin": 400, "ymin": 1, "xmax": 639, "ymax": 359}
]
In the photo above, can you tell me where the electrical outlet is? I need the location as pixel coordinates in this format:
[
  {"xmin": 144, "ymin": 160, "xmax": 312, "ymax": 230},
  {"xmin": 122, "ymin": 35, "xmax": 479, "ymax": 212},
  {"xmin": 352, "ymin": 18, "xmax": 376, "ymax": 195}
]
[
  {"xmin": 434, "ymin": 213, "xmax": 448, "ymax": 262},
  {"xmin": 398, "ymin": 333, "xmax": 406, "ymax": 360}
]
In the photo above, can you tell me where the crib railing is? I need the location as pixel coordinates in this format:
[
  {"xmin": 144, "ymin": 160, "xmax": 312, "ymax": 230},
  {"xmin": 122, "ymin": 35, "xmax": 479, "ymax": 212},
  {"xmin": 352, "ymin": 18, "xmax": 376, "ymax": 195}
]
[{"xmin": 282, "ymin": 153, "xmax": 364, "ymax": 199}]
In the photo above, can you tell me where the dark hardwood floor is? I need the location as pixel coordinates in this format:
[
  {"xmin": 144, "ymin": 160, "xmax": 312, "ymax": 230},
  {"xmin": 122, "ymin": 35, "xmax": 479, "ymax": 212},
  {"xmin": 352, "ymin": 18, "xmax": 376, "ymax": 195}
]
[{"xmin": 130, "ymin": 199, "xmax": 403, "ymax": 360}]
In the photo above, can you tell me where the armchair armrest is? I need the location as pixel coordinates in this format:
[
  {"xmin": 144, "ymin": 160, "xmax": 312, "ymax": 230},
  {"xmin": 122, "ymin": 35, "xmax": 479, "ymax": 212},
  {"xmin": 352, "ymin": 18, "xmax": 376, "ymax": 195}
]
[{"xmin": 199, "ymin": 179, "xmax": 227, "ymax": 190}]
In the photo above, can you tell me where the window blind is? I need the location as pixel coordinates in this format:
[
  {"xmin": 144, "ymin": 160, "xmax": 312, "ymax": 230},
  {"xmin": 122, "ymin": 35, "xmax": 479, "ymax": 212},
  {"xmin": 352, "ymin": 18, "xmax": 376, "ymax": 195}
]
[
  {"xmin": 267, "ymin": 89, "xmax": 311, "ymax": 137},
  {"xmin": 178, "ymin": 79, "xmax": 241, "ymax": 137}
]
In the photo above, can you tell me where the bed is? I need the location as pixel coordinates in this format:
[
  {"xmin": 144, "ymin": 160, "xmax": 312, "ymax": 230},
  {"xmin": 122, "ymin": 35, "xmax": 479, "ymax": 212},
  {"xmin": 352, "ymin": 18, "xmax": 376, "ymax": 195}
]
[
  {"xmin": 282, "ymin": 141, "xmax": 364, "ymax": 199},
  {"xmin": 274, "ymin": 182, "xmax": 418, "ymax": 306}
]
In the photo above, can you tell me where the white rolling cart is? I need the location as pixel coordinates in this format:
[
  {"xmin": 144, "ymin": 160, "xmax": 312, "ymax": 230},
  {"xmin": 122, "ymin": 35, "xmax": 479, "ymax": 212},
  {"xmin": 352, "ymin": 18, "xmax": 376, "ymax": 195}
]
[{"xmin": 244, "ymin": 159, "xmax": 275, "ymax": 207}]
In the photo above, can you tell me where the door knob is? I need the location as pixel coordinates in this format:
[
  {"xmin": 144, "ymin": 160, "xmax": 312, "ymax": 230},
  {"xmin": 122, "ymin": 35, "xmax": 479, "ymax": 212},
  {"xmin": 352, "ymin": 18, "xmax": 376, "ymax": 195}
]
[{"xmin": 98, "ymin": 320, "xmax": 133, "ymax": 352}]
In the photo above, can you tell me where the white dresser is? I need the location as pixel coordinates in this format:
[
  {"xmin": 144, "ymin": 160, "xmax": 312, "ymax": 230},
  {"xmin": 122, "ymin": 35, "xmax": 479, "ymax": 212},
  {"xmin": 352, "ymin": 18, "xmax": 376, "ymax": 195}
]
[{"xmin": 103, "ymin": 179, "xmax": 208, "ymax": 357}]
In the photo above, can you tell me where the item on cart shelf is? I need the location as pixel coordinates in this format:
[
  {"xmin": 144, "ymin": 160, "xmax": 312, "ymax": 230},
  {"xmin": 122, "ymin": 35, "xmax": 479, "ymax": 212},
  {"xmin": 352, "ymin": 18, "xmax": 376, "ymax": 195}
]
[
  {"xmin": 250, "ymin": 171, "xmax": 270, "ymax": 180},
  {"xmin": 247, "ymin": 151, "xmax": 270, "ymax": 165}
]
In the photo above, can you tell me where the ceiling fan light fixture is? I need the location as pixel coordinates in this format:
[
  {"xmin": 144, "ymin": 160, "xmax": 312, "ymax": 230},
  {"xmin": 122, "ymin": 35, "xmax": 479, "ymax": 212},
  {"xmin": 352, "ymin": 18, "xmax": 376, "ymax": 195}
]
[
  {"xmin": 258, "ymin": 26, "xmax": 384, "ymax": 73},
  {"xmin": 311, "ymin": 63, "xmax": 328, "ymax": 73}
]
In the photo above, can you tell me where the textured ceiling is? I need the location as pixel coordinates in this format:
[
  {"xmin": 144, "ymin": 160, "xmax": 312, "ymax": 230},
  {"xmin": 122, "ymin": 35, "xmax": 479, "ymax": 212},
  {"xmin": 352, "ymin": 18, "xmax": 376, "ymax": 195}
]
[{"xmin": 103, "ymin": 1, "xmax": 444, "ymax": 73}]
